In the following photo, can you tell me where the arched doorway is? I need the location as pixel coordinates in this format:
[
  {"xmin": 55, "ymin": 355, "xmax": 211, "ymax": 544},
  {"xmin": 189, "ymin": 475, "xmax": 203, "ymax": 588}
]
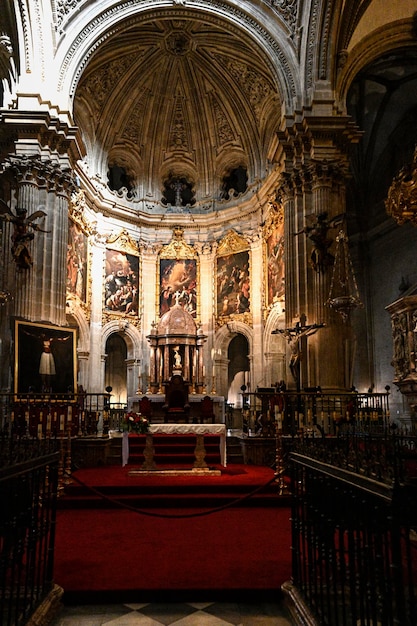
[
  {"xmin": 227, "ymin": 334, "xmax": 250, "ymax": 409},
  {"xmin": 105, "ymin": 334, "xmax": 127, "ymax": 405}
]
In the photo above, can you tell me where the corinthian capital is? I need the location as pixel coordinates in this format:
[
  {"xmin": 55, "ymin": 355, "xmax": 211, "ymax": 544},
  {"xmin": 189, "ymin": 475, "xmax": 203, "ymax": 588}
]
[{"xmin": 1, "ymin": 154, "xmax": 77, "ymax": 195}]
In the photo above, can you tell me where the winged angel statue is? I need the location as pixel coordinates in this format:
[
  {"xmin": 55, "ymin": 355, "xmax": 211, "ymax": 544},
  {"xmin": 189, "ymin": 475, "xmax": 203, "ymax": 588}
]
[{"xmin": 0, "ymin": 199, "xmax": 49, "ymax": 269}]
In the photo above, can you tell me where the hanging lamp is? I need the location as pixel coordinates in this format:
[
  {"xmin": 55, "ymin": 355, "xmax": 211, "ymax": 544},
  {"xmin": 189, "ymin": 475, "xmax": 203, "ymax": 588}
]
[{"xmin": 326, "ymin": 229, "xmax": 362, "ymax": 322}]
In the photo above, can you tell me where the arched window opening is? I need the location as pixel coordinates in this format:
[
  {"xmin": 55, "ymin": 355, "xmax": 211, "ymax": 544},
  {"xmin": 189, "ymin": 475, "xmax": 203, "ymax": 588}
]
[
  {"xmin": 105, "ymin": 334, "xmax": 127, "ymax": 406},
  {"xmin": 161, "ymin": 176, "xmax": 195, "ymax": 207},
  {"xmin": 107, "ymin": 165, "xmax": 134, "ymax": 196},
  {"xmin": 220, "ymin": 166, "xmax": 248, "ymax": 199},
  {"xmin": 227, "ymin": 334, "xmax": 250, "ymax": 409}
]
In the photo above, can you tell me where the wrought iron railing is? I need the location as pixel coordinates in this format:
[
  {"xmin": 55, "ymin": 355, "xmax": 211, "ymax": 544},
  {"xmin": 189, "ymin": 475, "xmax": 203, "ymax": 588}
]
[
  {"xmin": 0, "ymin": 434, "xmax": 61, "ymax": 626},
  {"xmin": 242, "ymin": 389, "xmax": 391, "ymax": 437},
  {"xmin": 285, "ymin": 431, "xmax": 417, "ymax": 626}
]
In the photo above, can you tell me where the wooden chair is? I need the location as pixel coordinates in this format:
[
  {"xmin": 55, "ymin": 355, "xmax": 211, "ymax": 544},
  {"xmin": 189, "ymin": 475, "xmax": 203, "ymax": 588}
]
[
  {"xmin": 199, "ymin": 395, "xmax": 215, "ymax": 424},
  {"xmin": 163, "ymin": 375, "xmax": 190, "ymax": 422},
  {"xmin": 138, "ymin": 396, "xmax": 153, "ymax": 422}
]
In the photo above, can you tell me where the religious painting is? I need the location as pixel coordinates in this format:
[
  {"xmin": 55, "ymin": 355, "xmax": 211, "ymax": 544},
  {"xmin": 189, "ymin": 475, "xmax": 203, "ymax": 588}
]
[
  {"xmin": 266, "ymin": 218, "xmax": 285, "ymax": 305},
  {"xmin": 158, "ymin": 226, "xmax": 198, "ymax": 318},
  {"xmin": 216, "ymin": 250, "xmax": 250, "ymax": 316},
  {"xmin": 14, "ymin": 321, "xmax": 77, "ymax": 395},
  {"xmin": 104, "ymin": 231, "xmax": 139, "ymax": 317},
  {"xmin": 67, "ymin": 218, "xmax": 88, "ymax": 302},
  {"xmin": 159, "ymin": 258, "xmax": 197, "ymax": 317}
]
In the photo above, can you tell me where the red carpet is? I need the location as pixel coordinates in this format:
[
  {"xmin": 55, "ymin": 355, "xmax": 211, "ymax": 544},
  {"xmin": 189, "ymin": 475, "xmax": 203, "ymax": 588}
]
[{"xmin": 53, "ymin": 464, "xmax": 292, "ymax": 602}]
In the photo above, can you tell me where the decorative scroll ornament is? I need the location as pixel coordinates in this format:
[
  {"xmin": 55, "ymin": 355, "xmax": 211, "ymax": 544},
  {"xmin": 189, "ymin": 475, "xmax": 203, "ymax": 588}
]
[
  {"xmin": 385, "ymin": 145, "xmax": 417, "ymax": 225},
  {"xmin": 326, "ymin": 230, "xmax": 363, "ymax": 322}
]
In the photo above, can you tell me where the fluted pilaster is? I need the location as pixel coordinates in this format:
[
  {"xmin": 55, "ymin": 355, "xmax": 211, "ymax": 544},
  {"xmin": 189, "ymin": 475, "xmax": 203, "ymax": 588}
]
[{"xmin": 0, "ymin": 155, "xmax": 76, "ymax": 326}]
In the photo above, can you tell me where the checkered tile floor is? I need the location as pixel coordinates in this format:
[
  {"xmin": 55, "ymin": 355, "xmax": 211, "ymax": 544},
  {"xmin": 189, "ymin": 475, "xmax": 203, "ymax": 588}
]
[{"xmin": 51, "ymin": 601, "xmax": 292, "ymax": 625}]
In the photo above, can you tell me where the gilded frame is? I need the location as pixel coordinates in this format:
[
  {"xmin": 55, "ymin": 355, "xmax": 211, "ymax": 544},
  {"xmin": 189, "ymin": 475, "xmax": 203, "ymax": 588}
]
[
  {"xmin": 264, "ymin": 203, "xmax": 285, "ymax": 309},
  {"xmin": 104, "ymin": 230, "xmax": 139, "ymax": 321},
  {"xmin": 215, "ymin": 229, "xmax": 251, "ymax": 325},
  {"xmin": 157, "ymin": 227, "xmax": 198, "ymax": 319}
]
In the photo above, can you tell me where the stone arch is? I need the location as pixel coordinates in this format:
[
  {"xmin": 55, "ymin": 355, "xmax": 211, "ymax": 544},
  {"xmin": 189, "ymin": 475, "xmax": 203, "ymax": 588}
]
[
  {"xmin": 66, "ymin": 298, "xmax": 90, "ymax": 390},
  {"xmin": 213, "ymin": 321, "xmax": 254, "ymax": 401},
  {"xmin": 335, "ymin": 19, "xmax": 417, "ymax": 112},
  {"xmin": 56, "ymin": 1, "xmax": 299, "ymax": 112},
  {"xmin": 264, "ymin": 307, "xmax": 287, "ymax": 388},
  {"xmin": 101, "ymin": 320, "xmax": 142, "ymax": 400},
  {"xmin": 101, "ymin": 320, "xmax": 141, "ymax": 361}
]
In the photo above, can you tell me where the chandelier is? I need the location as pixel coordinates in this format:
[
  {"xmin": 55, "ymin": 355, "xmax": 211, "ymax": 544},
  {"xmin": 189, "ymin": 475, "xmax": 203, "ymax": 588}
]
[
  {"xmin": 326, "ymin": 230, "xmax": 362, "ymax": 322},
  {"xmin": 385, "ymin": 145, "xmax": 417, "ymax": 225}
]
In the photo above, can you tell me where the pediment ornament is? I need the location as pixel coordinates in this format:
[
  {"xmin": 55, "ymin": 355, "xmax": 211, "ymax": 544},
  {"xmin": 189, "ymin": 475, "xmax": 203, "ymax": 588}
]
[
  {"xmin": 160, "ymin": 226, "xmax": 196, "ymax": 259},
  {"xmin": 216, "ymin": 229, "xmax": 249, "ymax": 257},
  {"xmin": 106, "ymin": 229, "xmax": 139, "ymax": 255}
]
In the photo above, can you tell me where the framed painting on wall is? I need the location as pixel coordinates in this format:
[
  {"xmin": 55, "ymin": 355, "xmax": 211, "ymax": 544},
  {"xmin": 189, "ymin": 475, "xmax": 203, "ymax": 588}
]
[
  {"xmin": 104, "ymin": 231, "xmax": 139, "ymax": 317},
  {"xmin": 67, "ymin": 218, "xmax": 88, "ymax": 303},
  {"xmin": 266, "ymin": 217, "xmax": 285, "ymax": 306},
  {"xmin": 216, "ymin": 250, "xmax": 250, "ymax": 317},
  {"xmin": 14, "ymin": 321, "xmax": 77, "ymax": 395},
  {"xmin": 159, "ymin": 258, "xmax": 197, "ymax": 317}
]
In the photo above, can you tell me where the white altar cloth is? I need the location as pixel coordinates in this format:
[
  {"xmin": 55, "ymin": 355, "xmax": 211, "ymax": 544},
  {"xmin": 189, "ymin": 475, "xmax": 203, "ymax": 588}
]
[{"xmin": 122, "ymin": 423, "xmax": 227, "ymax": 467}]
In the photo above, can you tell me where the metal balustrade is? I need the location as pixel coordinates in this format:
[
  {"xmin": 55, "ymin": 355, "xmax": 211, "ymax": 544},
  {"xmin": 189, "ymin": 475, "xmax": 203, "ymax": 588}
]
[
  {"xmin": 0, "ymin": 434, "xmax": 61, "ymax": 626},
  {"xmin": 285, "ymin": 435, "xmax": 417, "ymax": 626}
]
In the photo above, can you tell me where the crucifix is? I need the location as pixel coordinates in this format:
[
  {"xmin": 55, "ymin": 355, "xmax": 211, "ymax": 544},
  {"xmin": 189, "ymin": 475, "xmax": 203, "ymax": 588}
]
[{"xmin": 273, "ymin": 318, "xmax": 325, "ymax": 391}]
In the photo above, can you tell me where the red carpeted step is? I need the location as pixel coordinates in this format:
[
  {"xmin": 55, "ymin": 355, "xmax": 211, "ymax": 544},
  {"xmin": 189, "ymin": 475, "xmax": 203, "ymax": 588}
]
[{"xmin": 58, "ymin": 464, "xmax": 288, "ymax": 509}]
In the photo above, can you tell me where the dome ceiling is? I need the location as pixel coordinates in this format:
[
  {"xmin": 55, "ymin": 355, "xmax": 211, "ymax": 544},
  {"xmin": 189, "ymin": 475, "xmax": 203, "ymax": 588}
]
[{"xmin": 73, "ymin": 15, "xmax": 282, "ymax": 214}]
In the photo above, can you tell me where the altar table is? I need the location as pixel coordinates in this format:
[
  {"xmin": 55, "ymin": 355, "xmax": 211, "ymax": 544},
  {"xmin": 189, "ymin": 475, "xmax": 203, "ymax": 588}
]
[{"xmin": 122, "ymin": 423, "xmax": 227, "ymax": 467}]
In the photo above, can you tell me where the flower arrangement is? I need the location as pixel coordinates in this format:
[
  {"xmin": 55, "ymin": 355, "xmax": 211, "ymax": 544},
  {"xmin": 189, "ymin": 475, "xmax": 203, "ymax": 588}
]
[{"xmin": 123, "ymin": 411, "xmax": 149, "ymax": 434}]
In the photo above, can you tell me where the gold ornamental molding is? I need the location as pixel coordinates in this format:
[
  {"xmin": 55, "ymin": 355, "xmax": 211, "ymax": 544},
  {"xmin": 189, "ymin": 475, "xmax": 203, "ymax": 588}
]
[
  {"xmin": 160, "ymin": 226, "xmax": 196, "ymax": 259},
  {"xmin": 106, "ymin": 229, "xmax": 139, "ymax": 256},
  {"xmin": 216, "ymin": 229, "xmax": 249, "ymax": 256},
  {"xmin": 386, "ymin": 146, "xmax": 417, "ymax": 226}
]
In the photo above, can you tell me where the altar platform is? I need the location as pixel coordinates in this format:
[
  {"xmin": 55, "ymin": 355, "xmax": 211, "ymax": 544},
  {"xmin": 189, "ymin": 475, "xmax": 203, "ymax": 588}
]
[
  {"xmin": 122, "ymin": 423, "xmax": 227, "ymax": 469},
  {"xmin": 128, "ymin": 393, "xmax": 225, "ymax": 423}
]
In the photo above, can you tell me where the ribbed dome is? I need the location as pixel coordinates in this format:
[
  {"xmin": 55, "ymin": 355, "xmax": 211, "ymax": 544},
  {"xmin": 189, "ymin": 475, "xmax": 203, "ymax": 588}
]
[
  {"xmin": 157, "ymin": 302, "xmax": 197, "ymax": 336},
  {"xmin": 73, "ymin": 13, "xmax": 281, "ymax": 213}
]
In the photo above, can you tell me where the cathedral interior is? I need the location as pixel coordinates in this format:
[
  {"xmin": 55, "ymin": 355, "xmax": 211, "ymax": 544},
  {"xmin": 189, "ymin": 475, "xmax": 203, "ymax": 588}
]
[
  {"xmin": 1, "ymin": 1, "xmax": 417, "ymax": 421},
  {"xmin": 2, "ymin": 2, "xmax": 417, "ymax": 624}
]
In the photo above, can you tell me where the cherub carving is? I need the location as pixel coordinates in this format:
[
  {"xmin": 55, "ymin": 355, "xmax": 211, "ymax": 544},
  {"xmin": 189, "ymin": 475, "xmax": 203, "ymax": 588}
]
[{"xmin": 0, "ymin": 200, "xmax": 49, "ymax": 269}]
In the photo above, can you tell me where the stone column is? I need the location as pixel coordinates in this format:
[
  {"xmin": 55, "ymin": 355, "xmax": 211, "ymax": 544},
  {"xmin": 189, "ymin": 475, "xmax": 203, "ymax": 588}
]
[
  {"xmin": 0, "ymin": 155, "xmax": 76, "ymax": 326},
  {"xmin": 276, "ymin": 116, "xmax": 361, "ymax": 391},
  {"xmin": 140, "ymin": 244, "xmax": 159, "ymax": 390},
  {"xmin": 306, "ymin": 160, "xmax": 350, "ymax": 390},
  {"xmin": 247, "ymin": 231, "xmax": 264, "ymax": 390}
]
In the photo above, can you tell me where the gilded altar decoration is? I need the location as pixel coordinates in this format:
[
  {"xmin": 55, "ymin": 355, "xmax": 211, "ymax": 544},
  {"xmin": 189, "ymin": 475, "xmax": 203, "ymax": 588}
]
[
  {"xmin": 385, "ymin": 145, "xmax": 417, "ymax": 225},
  {"xmin": 216, "ymin": 230, "xmax": 251, "ymax": 325},
  {"xmin": 158, "ymin": 226, "xmax": 198, "ymax": 318},
  {"xmin": 104, "ymin": 230, "xmax": 139, "ymax": 322}
]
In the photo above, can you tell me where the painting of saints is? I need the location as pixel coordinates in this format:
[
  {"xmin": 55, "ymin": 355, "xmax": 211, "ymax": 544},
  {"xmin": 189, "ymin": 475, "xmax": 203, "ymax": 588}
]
[
  {"xmin": 105, "ymin": 249, "xmax": 139, "ymax": 315},
  {"xmin": 159, "ymin": 259, "xmax": 197, "ymax": 317},
  {"xmin": 67, "ymin": 220, "xmax": 88, "ymax": 302},
  {"xmin": 267, "ymin": 223, "xmax": 285, "ymax": 305},
  {"xmin": 216, "ymin": 251, "xmax": 250, "ymax": 316}
]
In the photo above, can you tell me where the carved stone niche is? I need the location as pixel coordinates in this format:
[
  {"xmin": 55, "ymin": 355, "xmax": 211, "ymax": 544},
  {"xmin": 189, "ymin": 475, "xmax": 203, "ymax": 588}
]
[{"xmin": 386, "ymin": 293, "xmax": 417, "ymax": 421}]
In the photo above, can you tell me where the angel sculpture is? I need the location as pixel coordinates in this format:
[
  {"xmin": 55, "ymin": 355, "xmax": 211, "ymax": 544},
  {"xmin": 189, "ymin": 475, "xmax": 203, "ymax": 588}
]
[
  {"xmin": 0, "ymin": 199, "xmax": 49, "ymax": 269},
  {"xmin": 295, "ymin": 212, "xmax": 343, "ymax": 273}
]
